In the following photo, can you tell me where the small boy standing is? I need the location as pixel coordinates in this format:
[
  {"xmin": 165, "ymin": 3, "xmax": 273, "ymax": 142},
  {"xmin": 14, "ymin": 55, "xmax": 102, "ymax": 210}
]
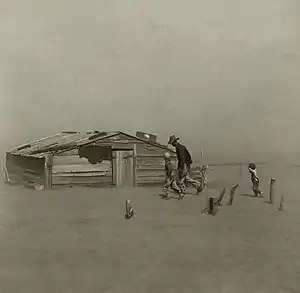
[
  {"xmin": 248, "ymin": 162, "xmax": 263, "ymax": 197},
  {"xmin": 163, "ymin": 152, "xmax": 184, "ymax": 200},
  {"xmin": 125, "ymin": 200, "xmax": 134, "ymax": 219}
]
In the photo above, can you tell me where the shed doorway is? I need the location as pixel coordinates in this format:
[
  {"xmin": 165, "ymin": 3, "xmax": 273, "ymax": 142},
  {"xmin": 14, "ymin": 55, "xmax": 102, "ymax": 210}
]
[{"xmin": 113, "ymin": 150, "xmax": 134, "ymax": 187}]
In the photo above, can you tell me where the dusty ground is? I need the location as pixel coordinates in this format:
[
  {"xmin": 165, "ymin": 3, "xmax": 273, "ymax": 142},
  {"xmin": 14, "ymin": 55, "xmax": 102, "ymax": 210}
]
[{"xmin": 0, "ymin": 165, "xmax": 299, "ymax": 293}]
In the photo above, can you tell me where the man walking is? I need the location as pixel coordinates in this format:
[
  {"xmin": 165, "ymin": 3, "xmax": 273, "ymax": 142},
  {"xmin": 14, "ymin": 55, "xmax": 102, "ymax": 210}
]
[{"xmin": 168, "ymin": 135, "xmax": 203, "ymax": 196}]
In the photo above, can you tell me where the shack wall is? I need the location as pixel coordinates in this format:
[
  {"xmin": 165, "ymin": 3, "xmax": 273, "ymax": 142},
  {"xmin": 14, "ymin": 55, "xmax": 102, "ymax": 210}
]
[
  {"xmin": 6, "ymin": 132, "xmax": 202, "ymax": 189},
  {"xmin": 52, "ymin": 154, "xmax": 113, "ymax": 187},
  {"xmin": 5, "ymin": 153, "xmax": 45, "ymax": 186}
]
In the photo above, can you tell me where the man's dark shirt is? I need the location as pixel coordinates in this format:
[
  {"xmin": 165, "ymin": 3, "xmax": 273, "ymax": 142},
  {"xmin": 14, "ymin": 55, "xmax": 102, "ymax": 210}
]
[{"xmin": 175, "ymin": 143, "xmax": 193, "ymax": 170}]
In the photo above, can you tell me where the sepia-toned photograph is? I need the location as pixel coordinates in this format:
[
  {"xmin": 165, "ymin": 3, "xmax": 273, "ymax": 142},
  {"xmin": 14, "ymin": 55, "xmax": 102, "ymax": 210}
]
[{"xmin": 0, "ymin": 1, "xmax": 299, "ymax": 292}]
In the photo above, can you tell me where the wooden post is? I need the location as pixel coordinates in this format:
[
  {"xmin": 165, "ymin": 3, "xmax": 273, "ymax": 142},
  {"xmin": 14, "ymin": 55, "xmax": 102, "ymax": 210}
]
[
  {"xmin": 133, "ymin": 144, "xmax": 137, "ymax": 187},
  {"xmin": 278, "ymin": 194, "xmax": 284, "ymax": 211},
  {"xmin": 269, "ymin": 178, "xmax": 276, "ymax": 204},
  {"xmin": 228, "ymin": 184, "xmax": 239, "ymax": 206},
  {"xmin": 200, "ymin": 164, "xmax": 208, "ymax": 190},
  {"xmin": 44, "ymin": 154, "xmax": 53, "ymax": 189},
  {"xmin": 216, "ymin": 188, "xmax": 226, "ymax": 206},
  {"xmin": 208, "ymin": 196, "xmax": 214, "ymax": 215},
  {"xmin": 3, "ymin": 163, "xmax": 10, "ymax": 184}
]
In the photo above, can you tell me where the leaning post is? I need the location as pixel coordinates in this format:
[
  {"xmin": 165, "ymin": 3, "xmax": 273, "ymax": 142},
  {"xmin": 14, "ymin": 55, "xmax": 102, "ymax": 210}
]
[{"xmin": 269, "ymin": 178, "xmax": 276, "ymax": 204}]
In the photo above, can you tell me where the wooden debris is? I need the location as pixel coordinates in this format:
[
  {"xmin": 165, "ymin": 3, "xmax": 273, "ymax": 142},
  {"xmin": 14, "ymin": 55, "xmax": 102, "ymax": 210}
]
[
  {"xmin": 227, "ymin": 184, "xmax": 240, "ymax": 206},
  {"xmin": 16, "ymin": 144, "xmax": 31, "ymax": 151},
  {"xmin": 269, "ymin": 178, "xmax": 276, "ymax": 204},
  {"xmin": 215, "ymin": 188, "xmax": 226, "ymax": 206},
  {"xmin": 278, "ymin": 195, "xmax": 284, "ymax": 211}
]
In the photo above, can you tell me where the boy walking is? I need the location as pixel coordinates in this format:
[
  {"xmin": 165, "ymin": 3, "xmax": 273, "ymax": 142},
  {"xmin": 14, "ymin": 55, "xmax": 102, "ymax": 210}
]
[
  {"xmin": 163, "ymin": 152, "xmax": 184, "ymax": 200},
  {"xmin": 248, "ymin": 162, "xmax": 263, "ymax": 197}
]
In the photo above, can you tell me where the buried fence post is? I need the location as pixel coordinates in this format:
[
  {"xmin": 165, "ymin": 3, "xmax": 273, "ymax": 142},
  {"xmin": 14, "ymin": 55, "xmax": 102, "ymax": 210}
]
[
  {"xmin": 269, "ymin": 178, "xmax": 276, "ymax": 204},
  {"xmin": 200, "ymin": 164, "xmax": 208, "ymax": 191},
  {"xmin": 227, "ymin": 184, "xmax": 240, "ymax": 206},
  {"xmin": 201, "ymin": 195, "xmax": 216, "ymax": 215},
  {"xmin": 206, "ymin": 196, "xmax": 216, "ymax": 216},
  {"xmin": 208, "ymin": 196, "xmax": 215, "ymax": 215},
  {"xmin": 278, "ymin": 194, "xmax": 284, "ymax": 211}
]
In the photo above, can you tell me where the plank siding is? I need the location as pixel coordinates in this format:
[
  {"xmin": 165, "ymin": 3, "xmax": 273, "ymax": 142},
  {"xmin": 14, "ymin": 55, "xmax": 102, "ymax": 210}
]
[
  {"xmin": 52, "ymin": 155, "xmax": 112, "ymax": 187},
  {"xmin": 52, "ymin": 176, "xmax": 112, "ymax": 186},
  {"xmin": 136, "ymin": 144, "xmax": 172, "ymax": 185}
]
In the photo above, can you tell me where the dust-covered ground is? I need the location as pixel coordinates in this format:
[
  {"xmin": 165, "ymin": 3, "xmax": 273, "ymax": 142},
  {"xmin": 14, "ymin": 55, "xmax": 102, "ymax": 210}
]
[{"xmin": 0, "ymin": 165, "xmax": 299, "ymax": 293}]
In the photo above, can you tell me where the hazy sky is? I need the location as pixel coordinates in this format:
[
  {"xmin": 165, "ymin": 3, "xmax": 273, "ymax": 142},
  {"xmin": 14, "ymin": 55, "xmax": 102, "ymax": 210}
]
[{"xmin": 0, "ymin": 0, "xmax": 299, "ymax": 159}]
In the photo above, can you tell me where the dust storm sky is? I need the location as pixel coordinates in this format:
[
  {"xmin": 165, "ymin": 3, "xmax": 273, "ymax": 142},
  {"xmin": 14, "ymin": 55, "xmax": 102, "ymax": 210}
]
[{"xmin": 0, "ymin": 0, "xmax": 299, "ymax": 160}]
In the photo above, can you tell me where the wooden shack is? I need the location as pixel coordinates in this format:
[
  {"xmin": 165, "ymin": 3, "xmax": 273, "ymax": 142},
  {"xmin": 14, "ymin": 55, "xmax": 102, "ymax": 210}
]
[{"xmin": 4, "ymin": 131, "xmax": 201, "ymax": 189}]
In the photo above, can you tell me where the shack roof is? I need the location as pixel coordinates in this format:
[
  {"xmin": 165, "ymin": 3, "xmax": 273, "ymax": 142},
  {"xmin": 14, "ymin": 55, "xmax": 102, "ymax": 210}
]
[{"xmin": 7, "ymin": 131, "xmax": 175, "ymax": 158}]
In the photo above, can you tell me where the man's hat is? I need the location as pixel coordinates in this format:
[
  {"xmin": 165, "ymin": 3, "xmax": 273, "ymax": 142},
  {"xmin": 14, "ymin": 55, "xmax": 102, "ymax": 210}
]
[{"xmin": 168, "ymin": 135, "xmax": 179, "ymax": 145}]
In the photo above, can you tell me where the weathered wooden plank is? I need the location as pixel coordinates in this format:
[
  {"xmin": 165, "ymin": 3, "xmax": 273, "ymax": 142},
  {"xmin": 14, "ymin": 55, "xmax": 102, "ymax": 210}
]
[
  {"xmin": 5, "ymin": 174, "xmax": 44, "ymax": 186},
  {"xmin": 53, "ymin": 171, "xmax": 111, "ymax": 177},
  {"xmin": 138, "ymin": 160, "xmax": 165, "ymax": 165},
  {"xmin": 7, "ymin": 169, "xmax": 45, "ymax": 184},
  {"xmin": 52, "ymin": 163, "xmax": 111, "ymax": 173},
  {"xmin": 94, "ymin": 140, "xmax": 136, "ymax": 144},
  {"xmin": 53, "ymin": 155, "xmax": 111, "ymax": 166},
  {"xmin": 56, "ymin": 149, "xmax": 81, "ymax": 156},
  {"xmin": 138, "ymin": 158, "xmax": 176, "ymax": 164},
  {"xmin": 53, "ymin": 155, "xmax": 91, "ymax": 165},
  {"xmin": 137, "ymin": 177, "xmax": 165, "ymax": 184},
  {"xmin": 22, "ymin": 173, "xmax": 45, "ymax": 184},
  {"xmin": 6, "ymin": 164, "xmax": 45, "ymax": 176},
  {"xmin": 136, "ymin": 147, "xmax": 170, "ymax": 155},
  {"xmin": 137, "ymin": 172, "xmax": 165, "ymax": 178},
  {"xmin": 118, "ymin": 133, "xmax": 139, "ymax": 141},
  {"xmin": 137, "ymin": 155, "xmax": 177, "ymax": 159},
  {"xmin": 6, "ymin": 154, "xmax": 45, "ymax": 173},
  {"xmin": 52, "ymin": 176, "xmax": 112, "ymax": 185},
  {"xmin": 137, "ymin": 165, "xmax": 165, "ymax": 170},
  {"xmin": 57, "ymin": 143, "xmax": 135, "ymax": 156},
  {"xmin": 137, "ymin": 165, "xmax": 166, "ymax": 170},
  {"xmin": 137, "ymin": 158, "xmax": 166, "ymax": 165}
]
